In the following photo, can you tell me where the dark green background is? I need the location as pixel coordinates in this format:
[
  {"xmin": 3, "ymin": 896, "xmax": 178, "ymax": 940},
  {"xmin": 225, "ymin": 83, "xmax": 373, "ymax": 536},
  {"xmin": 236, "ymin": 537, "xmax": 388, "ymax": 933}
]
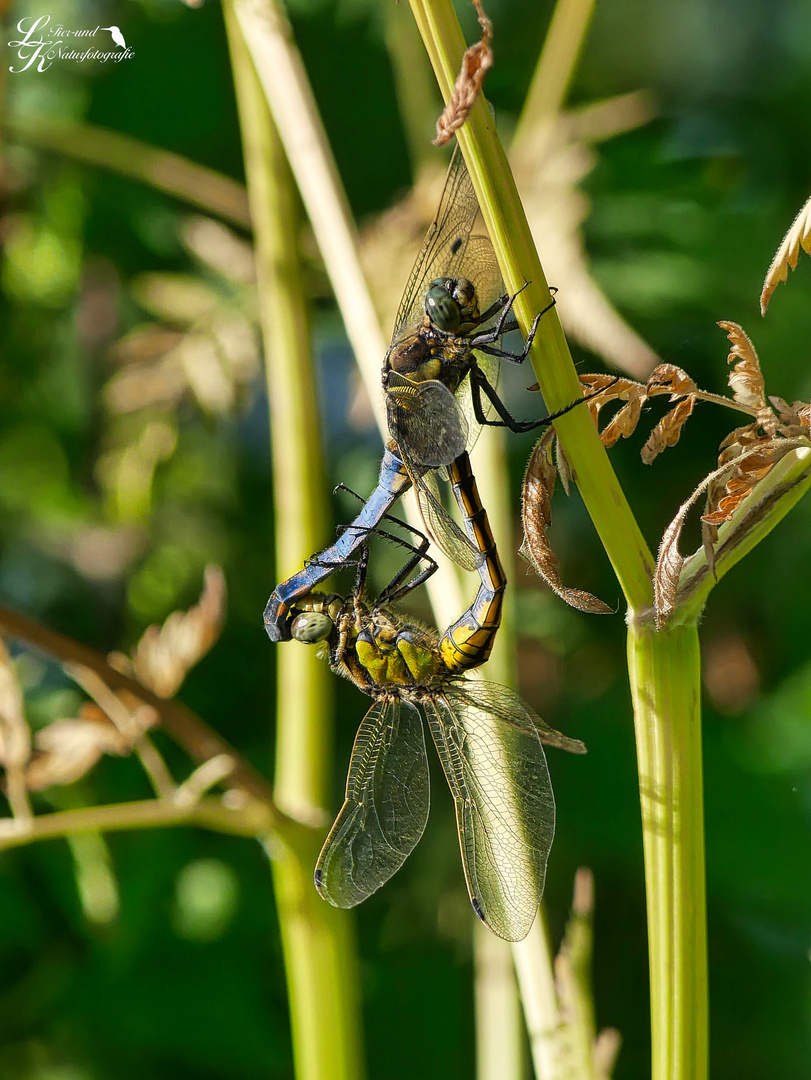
[{"xmin": 2, "ymin": 0, "xmax": 811, "ymax": 1077}]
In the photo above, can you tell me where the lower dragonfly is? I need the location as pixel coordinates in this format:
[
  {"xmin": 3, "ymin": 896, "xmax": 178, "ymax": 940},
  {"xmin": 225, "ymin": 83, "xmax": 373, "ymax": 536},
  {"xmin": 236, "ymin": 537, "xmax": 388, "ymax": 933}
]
[{"xmin": 276, "ymin": 456, "xmax": 585, "ymax": 942}]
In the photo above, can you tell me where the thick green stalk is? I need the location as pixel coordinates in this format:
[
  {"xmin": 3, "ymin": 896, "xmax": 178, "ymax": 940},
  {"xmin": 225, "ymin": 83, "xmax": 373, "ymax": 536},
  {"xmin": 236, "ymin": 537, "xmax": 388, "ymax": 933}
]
[
  {"xmin": 224, "ymin": 9, "xmax": 364, "ymax": 1080},
  {"xmin": 408, "ymin": 6, "xmax": 707, "ymax": 1080},
  {"xmin": 627, "ymin": 622, "xmax": 707, "ymax": 1080}
]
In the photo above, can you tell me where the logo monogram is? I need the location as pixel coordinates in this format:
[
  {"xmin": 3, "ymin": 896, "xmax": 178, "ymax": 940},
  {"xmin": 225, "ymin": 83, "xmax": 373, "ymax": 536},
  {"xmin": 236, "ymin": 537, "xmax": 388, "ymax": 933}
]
[{"xmin": 7, "ymin": 15, "xmax": 135, "ymax": 72}]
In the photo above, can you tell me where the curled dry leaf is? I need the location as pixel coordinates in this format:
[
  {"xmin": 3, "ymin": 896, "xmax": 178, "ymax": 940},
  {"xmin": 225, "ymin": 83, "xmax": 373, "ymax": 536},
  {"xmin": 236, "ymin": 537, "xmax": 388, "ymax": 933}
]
[
  {"xmin": 25, "ymin": 707, "xmax": 131, "ymax": 792},
  {"xmin": 433, "ymin": 0, "xmax": 493, "ymax": 146},
  {"xmin": 701, "ymin": 450, "xmax": 778, "ymax": 526},
  {"xmin": 760, "ymin": 191, "xmax": 811, "ymax": 314},
  {"xmin": 641, "ymin": 395, "xmax": 696, "ymax": 464},
  {"xmin": 645, "ymin": 363, "xmax": 698, "ymax": 399},
  {"xmin": 718, "ymin": 321, "xmax": 766, "ymax": 411},
  {"xmin": 0, "ymin": 638, "xmax": 30, "ymax": 771},
  {"xmin": 655, "ymin": 441, "xmax": 806, "ymax": 625},
  {"xmin": 578, "ymin": 374, "xmax": 647, "ymax": 448},
  {"xmin": 132, "ymin": 566, "xmax": 226, "ymax": 698},
  {"xmin": 768, "ymin": 396, "xmax": 811, "ymax": 438},
  {"xmin": 521, "ymin": 433, "xmax": 612, "ymax": 614}
]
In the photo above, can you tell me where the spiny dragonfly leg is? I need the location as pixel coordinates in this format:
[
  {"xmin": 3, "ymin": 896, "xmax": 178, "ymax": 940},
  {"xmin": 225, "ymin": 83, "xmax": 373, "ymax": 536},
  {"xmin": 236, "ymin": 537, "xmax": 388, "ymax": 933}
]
[{"xmin": 469, "ymin": 365, "xmax": 596, "ymax": 434}]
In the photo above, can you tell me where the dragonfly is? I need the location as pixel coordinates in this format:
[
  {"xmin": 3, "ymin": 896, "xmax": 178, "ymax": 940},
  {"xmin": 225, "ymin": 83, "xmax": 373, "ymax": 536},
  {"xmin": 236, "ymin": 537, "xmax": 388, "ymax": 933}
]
[
  {"xmin": 383, "ymin": 145, "xmax": 587, "ymax": 512},
  {"xmin": 278, "ymin": 456, "xmax": 585, "ymax": 941}
]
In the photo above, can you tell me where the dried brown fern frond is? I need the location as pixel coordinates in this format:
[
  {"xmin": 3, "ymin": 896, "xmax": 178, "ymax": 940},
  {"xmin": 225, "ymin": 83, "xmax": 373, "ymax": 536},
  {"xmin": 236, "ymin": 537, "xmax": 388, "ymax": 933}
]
[
  {"xmin": 520, "ymin": 430, "xmax": 612, "ymax": 614},
  {"xmin": 652, "ymin": 321, "xmax": 811, "ymax": 624},
  {"xmin": 760, "ymin": 192, "xmax": 811, "ymax": 314}
]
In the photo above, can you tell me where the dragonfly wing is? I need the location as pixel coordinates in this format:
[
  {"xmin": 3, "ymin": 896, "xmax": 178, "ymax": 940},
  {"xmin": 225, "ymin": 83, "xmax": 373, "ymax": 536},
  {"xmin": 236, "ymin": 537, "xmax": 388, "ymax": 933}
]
[
  {"xmin": 469, "ymin": 680, "xmax": 587, "ymax": 755},
  {"xmin": 412, "ymin": 467, "xmax": 484, "ymax": 572},
  {"xmin": 315, "ymin": 698, "xmax": 429, "ymax": 908},
  {"xmin": 424, "ymin": 681, "xmax": 556, "ymax": 941},
  {"xmin": 386, "ymin": 374, "xmax": 468, "ymax": 468},
  {"xmin": 393, "ymin": 146, "xmax": 480, "ymax": 336}
]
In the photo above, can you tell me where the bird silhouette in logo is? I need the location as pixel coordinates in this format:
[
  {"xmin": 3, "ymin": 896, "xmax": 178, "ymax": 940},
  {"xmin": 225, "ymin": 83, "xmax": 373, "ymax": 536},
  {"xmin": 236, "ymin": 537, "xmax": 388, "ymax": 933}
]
[{"xmin": 101, "ymin": 25, "xmax": 127, "ymax": 48}]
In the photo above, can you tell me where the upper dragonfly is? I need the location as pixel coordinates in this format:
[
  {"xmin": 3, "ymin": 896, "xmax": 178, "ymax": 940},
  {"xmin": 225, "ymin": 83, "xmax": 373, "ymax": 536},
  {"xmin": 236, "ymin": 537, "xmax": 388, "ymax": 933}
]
[{"xmin": 381, "ymin": 145, "xmax": 579, "ymax": 564}]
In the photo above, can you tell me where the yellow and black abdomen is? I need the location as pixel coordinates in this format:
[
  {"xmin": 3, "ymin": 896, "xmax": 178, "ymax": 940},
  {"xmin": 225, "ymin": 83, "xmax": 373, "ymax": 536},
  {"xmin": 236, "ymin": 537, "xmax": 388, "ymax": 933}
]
[{"xmin": 438, "ymin": 452, "xmax": 506, "ymax": 673}]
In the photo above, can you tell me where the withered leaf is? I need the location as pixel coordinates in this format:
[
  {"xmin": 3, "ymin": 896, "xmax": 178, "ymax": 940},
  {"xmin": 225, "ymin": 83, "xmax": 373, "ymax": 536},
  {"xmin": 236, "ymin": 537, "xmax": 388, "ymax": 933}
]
[
  {"xmin": 646, "ymin": 364, "xmax": 698, "ymax": 399},
  {"xmin": 132, "ymin": 566, "xmax": 226, "ymax": 697},
  {"xmin": 521, "ymin": 434, "xmax": 612, "ymax": 615},
  {"xmin": 657, "ymin": 441, "xmax": 807, "ymax": 624},
  {"xmin": 760, "ymin": 192, "xmax": 811, "ymax": 314},
  {"xmin": 641, "ymin": 395, "xmax": 696, "ymax": 464},
  {"xmin": 0, "ymin": 638, "xmax": 30, "ymax": 771},
  {"xmin": 718, "ymin": 321, "xmax": 766, "ymax": 410},
  {"xmin": 578, "ymin": 374, "xmax": 647, "ymax": 446},
  {"xmin": 25, "ymin": 713, "xmax": 131, "ymax": 792}
]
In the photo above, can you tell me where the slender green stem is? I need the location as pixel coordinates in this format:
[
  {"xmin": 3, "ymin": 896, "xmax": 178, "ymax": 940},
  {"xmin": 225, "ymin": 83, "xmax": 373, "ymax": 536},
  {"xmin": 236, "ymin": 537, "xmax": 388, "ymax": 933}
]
[
  {"xmin": 627, "ymin": 622, "xmax": 707, "ymax": 1080},
  {"xmin": 0, "ymin": 796, "xmax": 272, "ymax": 851},
  {"xmin": 408, "ymin": 0, "xmax": 654, "ymax": 614},
  {"xmin": 474, "ymin": 920, "xmax": 525, "ymax": 1080},
  {"xmin": 514, "ymin": 0, "xmax": 597, "ymax": 140},
  {"xmin": 4, "ymin": 114, "xmax": 251, "ymax": 229},
  {"xmin": 408, "ymin": 9, "xmax": 708, "ymax": 1080},
  {"xmin": 224, "ymin": 9, "xmax": 365, "ymax": 1080}
]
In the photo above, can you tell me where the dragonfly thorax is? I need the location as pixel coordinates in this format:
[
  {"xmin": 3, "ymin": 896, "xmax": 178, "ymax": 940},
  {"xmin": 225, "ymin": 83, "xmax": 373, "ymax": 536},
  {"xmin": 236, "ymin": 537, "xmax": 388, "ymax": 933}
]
[{"xmin": 425, "ymin": 276, "xmax": 480, "ymax": 333}]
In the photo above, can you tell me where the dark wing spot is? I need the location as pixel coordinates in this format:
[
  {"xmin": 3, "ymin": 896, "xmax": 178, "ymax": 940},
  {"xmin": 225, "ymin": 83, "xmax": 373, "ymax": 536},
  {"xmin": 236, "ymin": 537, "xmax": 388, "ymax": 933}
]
[
  {"xmin": 471, "ymin": 897, "xmax": 485, "ymax": 922},
  {"xmin": 450, "ymin": 237, "xmax": 463, "ymax": 255},
  {"xmin": 314, "ymin": 869, "xmax": 323, "ymax": 888}
]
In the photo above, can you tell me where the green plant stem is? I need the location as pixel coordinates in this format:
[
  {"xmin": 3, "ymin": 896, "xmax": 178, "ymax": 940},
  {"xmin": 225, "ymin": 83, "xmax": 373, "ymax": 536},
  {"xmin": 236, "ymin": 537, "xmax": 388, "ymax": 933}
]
[
  {"xmin": 408, "ymin": 0, "xmax": 654, "ymax": 614},
  {"xmin": 408, "ymin": 7, "xmax": 708, "ymax": 1080},
  {"xmin": 511, "ymin": 909, "xmax": 560, "ymax": 1079},
  {"xmin": 231, "ymin": 0, "xmax": 464, "ymax": 629},
  {"xmin": 627, "ymin": 622, "xmax": 707, "ymax": 1080},
  {"xmin": 0, "ymin": 796, "xmax": 273, "ymax": 851},
  {"xmin": 4, "ymin": 114, "xmax": 251, "ymax": 229},
  {"xmin": 474, "ymin": 919, "xmax": 525, "ymax": 1080},
  {"xmin": 224, "ymin": 9, "xmax": 365, "ymax": 1080},
  {"xmin": 516, "ymin": 0, "xmax": 597, "ymax": 136}
]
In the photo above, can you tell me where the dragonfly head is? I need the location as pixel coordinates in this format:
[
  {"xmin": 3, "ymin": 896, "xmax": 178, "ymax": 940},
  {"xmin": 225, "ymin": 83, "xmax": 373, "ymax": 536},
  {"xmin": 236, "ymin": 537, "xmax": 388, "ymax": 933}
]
[
  {"xmin": 425, "ymin": 277, "xmax": 480, "ymax": 333},
  {"xmin": 288, "ymin": 592, "xmax": 343, "ymax": 645}
]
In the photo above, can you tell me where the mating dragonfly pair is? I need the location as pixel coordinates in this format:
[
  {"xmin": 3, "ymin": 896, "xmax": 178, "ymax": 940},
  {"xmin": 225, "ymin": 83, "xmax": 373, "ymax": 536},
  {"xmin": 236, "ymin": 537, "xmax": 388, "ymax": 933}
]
[{"xmin": 264, "ymin": 147, "xmax": 588, "ymax": 942}]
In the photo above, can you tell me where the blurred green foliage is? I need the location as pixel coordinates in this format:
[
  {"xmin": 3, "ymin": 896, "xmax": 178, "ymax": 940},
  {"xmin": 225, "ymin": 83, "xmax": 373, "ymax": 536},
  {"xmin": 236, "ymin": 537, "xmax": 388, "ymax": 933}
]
[{"xmin": 2, "ymin": 0, "xmax": 811, "ymax": 1077}]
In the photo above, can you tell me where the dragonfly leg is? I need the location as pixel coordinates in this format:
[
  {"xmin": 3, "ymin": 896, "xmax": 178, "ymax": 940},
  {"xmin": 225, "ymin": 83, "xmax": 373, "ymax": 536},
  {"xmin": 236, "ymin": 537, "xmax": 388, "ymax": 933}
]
[
  {"xmin": 468, "ymin": 287, "xmax": 557, "ymax": 363},
  {"xmin": 469, "ymin": 366, "xmax": 591, "ymax": 433}
]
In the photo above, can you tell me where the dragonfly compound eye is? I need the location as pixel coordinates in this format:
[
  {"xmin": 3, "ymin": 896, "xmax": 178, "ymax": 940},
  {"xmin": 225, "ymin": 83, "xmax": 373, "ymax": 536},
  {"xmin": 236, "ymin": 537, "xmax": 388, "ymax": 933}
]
[
  {"xmin": 291, "ymin": 611, "xmax": 334, "ymax": 644},
  {"xmin": 425, "ymin": 283, "xmax": 462, "ymax": 332}
]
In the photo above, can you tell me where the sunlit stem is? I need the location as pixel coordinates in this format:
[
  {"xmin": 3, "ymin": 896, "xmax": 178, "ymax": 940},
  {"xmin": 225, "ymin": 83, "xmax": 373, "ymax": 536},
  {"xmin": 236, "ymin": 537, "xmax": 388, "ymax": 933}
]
[
  {"xmin": 627, "ymin": 621, "xmax": 707, "ymax": 1080},
  {"xmin": 224, "ymin": 8, "xmax": 365, "ymax": 1080}
]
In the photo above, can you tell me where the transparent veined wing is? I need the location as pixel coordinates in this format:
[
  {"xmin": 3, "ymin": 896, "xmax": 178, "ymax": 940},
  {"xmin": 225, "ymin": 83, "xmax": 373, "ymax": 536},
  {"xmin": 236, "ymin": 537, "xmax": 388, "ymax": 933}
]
[
  {"xmin": 423, "ymin": 680, "xmax": 556, "ymax": 941},
  {"xmin": 386, "ymin": 373, "xmax": 469, "ymax": 468},
  {"xmin": 410, "ymin": 465, "xmax": 485, "ymax": 571},
  {"xmin": 457, "ymin": 680, "xmax": 587, "ymax": 756},
  {"xmin": 315, "ymin": 698, "xmax": 430, "ymax": 908},
  {"xmin": 393, "ymin": 146, "xmax": 482, "ymax": 337}
]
